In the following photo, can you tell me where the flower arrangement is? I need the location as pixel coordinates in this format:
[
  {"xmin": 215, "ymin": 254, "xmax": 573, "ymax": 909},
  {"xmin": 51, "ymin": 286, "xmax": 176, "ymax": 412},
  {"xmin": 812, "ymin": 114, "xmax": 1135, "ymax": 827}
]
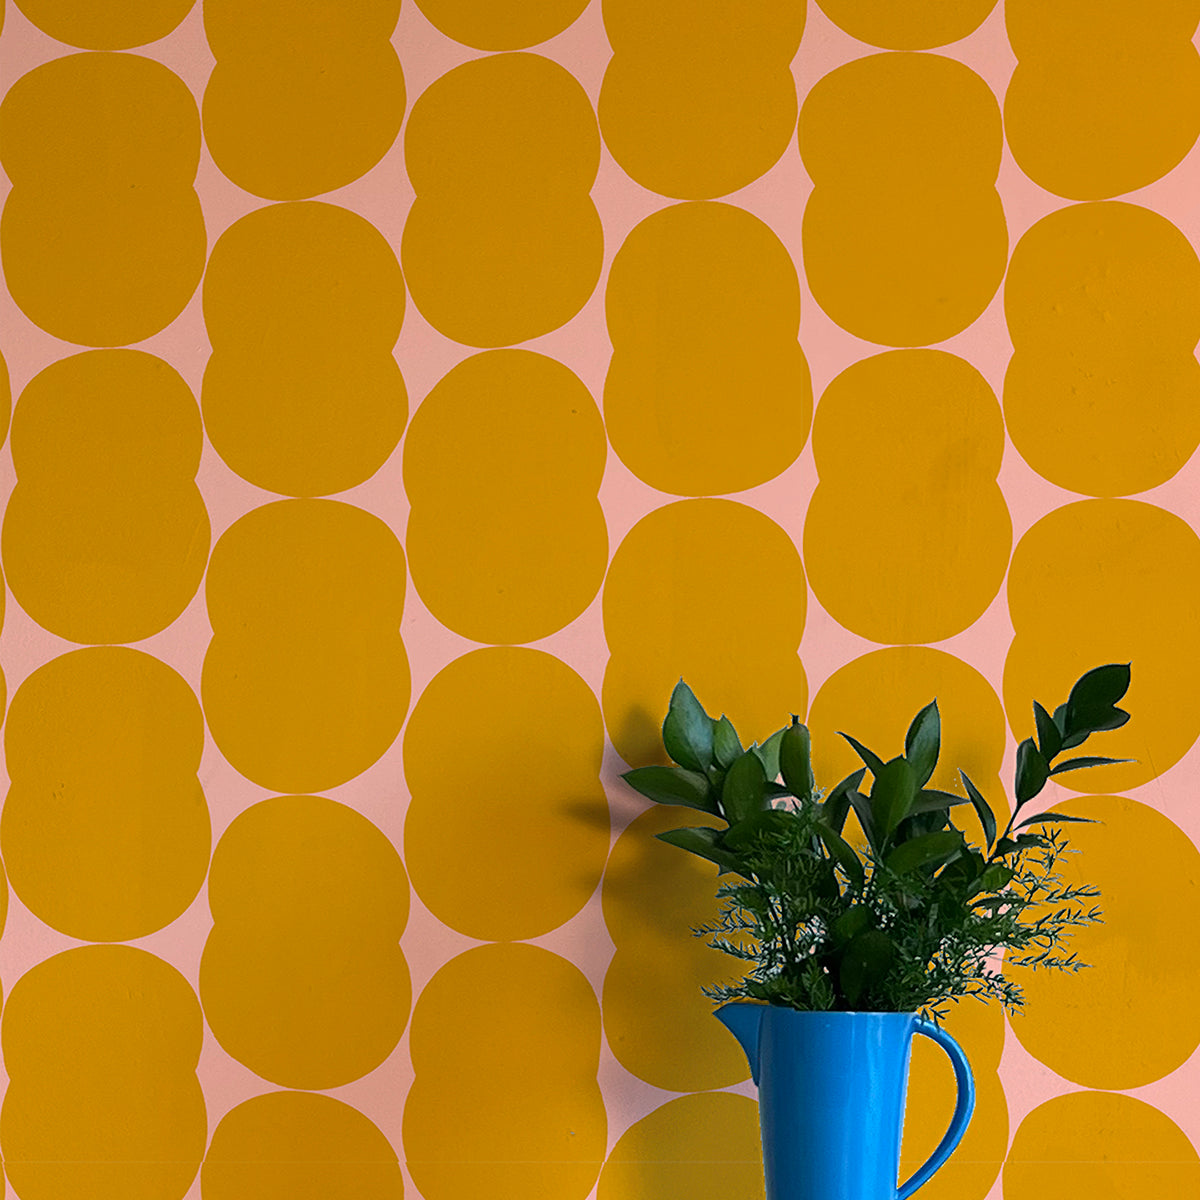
[{"xmin": 622, "ymin": 665, "xmax": 1130, "ymax": 1020}]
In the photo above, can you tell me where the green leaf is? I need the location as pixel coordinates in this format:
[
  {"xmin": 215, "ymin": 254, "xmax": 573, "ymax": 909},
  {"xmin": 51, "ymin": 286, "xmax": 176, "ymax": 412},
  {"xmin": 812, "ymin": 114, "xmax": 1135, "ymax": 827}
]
[
  {"xmin": 622, "ymin": 766, "xmax": 717, "ymax": 813},
  {"xmin": 839, "ymin": 929, "xmax": 894, "ymax": 1006},
  {"xmin": 780, "ymin": 720, "xmax": 815, "ymax": 802},
  {"xmin": 655, "ymin": 826, "xmax": 742, "ymax": 874},
  {"xmin": 938, "ymin": 847, "xmax": 985, "ymax": 894},
  {"xmin": 991, "ymin": 833, "xmax": 1047, "ymax": 856},
  {"xmin": 1033, "ymin": 701, "xmax": 1062, "ymax": 761},
  {"xmin": 1058, "ymin": 710, "xmax": 1130, "ymax": 752},
  {"xmin": 904, "ymin": 699, "xmax": 940, "ymax": 788},
  {"xmin": 979, "ymin": 862, "xmax": 1014, "ymax": 892},
  {"xmin": 813, "ymin": 859, "xmax": 840, "ymax": 900},
  {"xmin": 959, "ymin": 770, "xmax": 997, "ymax": 851},
  {"xmin": 1015, "ymin": 811, "xmax": 1099, "ymax": 829},
  {"xmin": 1088, "ymin": 708, "xmax": 1130, "ymax": 733},
  {"xmin": 869, "ymin": 756, "xmax": 918, "ymax": 845},
  {"xmin": 832, "ymin": 904, "xmax": 874, "ymax": 944},
  {"xmin": 1052, "ymin": 703, "xmax": 1088, "ymax": 751},
  {"xmin": 886, "ymin": 830, "xmax": 963, "ymax": 874},
  {"xmin": 1048, "ymin": 755, "xmax": 1131, "ymax": 775},
  {"xmin": 752, "ymin": 727, "xmax": 787, "ymax": 782},
  {"xmin": 910, "ymin": 789, "xmax": 970, "ymax": 815},
  {"xmin": 1064, "ymin": 663, "xmax": 1131, "ymax": 734},
  {"xmin": 848, "ymin": 790, "xmax": 879, "ymax": 855},
  {"xmin": 815, "ymin": 820, "xmax": 865, "ymax": 892},
  {"xmin": 712, "ymin": 715, "xmax": 743, "ymax": 770},
  {"xmin": 662, "ymin": 680, "xmax": 714, "ymax": 772},
  {"xmin": 723, "ymin": 807, "xmax": 795, "ymax": 849},
  {"xmin": 839, "ymin": 732, "xmax": 886, "ymax": 780},
  {"xmin": 820, "ymin": 768, "xmax": 866, "ymax": 834},
  {"xmin": 895, "ymin": 807, "xmax": 950, "ymax": 841},
  {"xmin": 721, "ymin": 750, "xmax": 768, "ymax": 823},
  {"xmin": 1014, "ymin": 737, "xmax": 1050, "ymax": 806}
]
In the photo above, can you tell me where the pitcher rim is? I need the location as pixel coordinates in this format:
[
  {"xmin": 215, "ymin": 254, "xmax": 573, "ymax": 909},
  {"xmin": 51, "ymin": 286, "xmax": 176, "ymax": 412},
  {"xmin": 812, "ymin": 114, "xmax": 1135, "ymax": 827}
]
[{"xmin": 715, "ymin": 1002, "xmax": 927, "ymax": 1017}]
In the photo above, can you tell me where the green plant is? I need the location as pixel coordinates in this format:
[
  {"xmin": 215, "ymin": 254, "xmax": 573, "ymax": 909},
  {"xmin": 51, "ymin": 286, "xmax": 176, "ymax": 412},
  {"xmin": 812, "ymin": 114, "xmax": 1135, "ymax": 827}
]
[{"xmin": 622, "ymin": 665, "xmax": 1131, "ymax": 1020}]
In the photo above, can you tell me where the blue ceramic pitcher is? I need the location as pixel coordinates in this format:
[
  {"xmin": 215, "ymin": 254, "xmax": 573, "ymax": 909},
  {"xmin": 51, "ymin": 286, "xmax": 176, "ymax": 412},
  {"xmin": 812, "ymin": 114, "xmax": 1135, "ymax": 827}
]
[{"xmin": 716, "ymin": 1004, "xmax": 975, "ymax": 1200}]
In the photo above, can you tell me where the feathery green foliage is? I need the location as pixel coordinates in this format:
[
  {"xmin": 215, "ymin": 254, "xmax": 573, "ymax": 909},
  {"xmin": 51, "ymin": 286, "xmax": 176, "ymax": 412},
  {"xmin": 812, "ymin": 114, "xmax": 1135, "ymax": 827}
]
[{"xmin": 623, "ymin": 666, "xmax": 1130, "ymax": 1020}]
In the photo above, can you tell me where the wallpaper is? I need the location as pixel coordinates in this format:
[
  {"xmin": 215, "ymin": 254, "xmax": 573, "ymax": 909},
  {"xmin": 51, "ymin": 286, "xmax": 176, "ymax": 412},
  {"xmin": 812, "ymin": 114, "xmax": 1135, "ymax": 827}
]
[{"xmin": 0, "ymin": 2, "xmax": 1198, "ymax": 1199}]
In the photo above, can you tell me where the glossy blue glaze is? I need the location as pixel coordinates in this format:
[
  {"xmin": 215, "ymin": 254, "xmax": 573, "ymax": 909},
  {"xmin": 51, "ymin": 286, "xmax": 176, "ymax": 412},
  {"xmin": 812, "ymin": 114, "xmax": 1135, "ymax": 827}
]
[{"xmin": 715, "ymin": 1005, "xmax": 974, "ymax": 1200}]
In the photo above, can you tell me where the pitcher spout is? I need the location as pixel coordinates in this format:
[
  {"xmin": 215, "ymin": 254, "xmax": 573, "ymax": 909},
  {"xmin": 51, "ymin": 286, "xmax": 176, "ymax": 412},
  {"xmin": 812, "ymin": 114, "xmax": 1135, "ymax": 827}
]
[{"xmin": 714, "ymin": 1002, "xmax": 764, "ymax": 1084}]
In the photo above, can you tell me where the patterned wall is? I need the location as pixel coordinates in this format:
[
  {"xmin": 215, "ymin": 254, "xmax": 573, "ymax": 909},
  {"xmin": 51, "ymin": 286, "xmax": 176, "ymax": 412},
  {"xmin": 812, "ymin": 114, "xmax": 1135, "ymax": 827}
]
[{"xmin": 0, "ymin": 2, "xmax": 1198, "ymax": 1199}]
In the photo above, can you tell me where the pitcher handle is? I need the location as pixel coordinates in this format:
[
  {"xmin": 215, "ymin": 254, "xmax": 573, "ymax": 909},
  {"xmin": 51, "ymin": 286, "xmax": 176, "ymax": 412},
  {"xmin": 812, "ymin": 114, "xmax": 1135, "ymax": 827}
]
[{"xmin": 896, "ymin": 1019, "xmax": 976, "ymax": 1200}]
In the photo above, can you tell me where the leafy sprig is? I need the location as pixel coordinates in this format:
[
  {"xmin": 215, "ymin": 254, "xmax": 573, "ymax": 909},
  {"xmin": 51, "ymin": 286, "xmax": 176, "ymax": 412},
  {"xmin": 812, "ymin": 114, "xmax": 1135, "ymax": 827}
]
[{"xmin": 622, "ymin": 665, "xmax": 1130, "ymax": 1017}]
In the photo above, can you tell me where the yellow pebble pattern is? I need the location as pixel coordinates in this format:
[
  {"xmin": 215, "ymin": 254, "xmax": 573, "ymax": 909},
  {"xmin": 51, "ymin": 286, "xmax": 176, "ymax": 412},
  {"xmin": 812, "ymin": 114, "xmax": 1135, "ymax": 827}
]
[
  {"xmin": 2, "ymin": 648, "xmax": 208, "ymax": 941},
  {"xmin": 600, "ymin": 1, "xmax": 802, "ymax": 199},
  {"xmin": 203, "ymin": 1091, "xmax": 404, "ymax": 1200},
  {"xmin": 403, "ymin": 350, "xmax": 606, "ymax": 642},
  {"xmin": 800, "ymin": 53, "xmax": 1006, "ymax": 346},
  {"xmin": 202, "ymin": 0, "xmax": 405, "ymax": 200},
  {"xmin": 202, "ymin": 201, "xmax": 407, "ymax": 497},
  {"xmin": 0, "ymin": 350, "xmax": 8, "ymax": 721},
  {"xmin": 202, "ymin": 499, "xmax": 410, "ymax": 793},
  {"xmin": 804, "ymin": 351, "xmax": 1011, "ymax": 643},
  {"xmin": 402, "ymin": 52, "xmax": 602, "ymax": 346},
  {"xmin": 3, "ymin": 350, "xmax": 209, "ymax": 643},
  {"xmin": 16, "ymin": 0, "xmax": 195, "ymax": 49},
  {"xmin": 415, "ymin": 0, "xmax": 589, "ymax": 50},
  {"xmin": 801, "ymin": 55, "xmax": 1008, "ymax": 348},
  {"xmin": 201, "ymin": 794, "xmax": 410, "ymax": 1088},
  {"xmin": 0, "ymin": 52, "xmax": 204, "ymax": 345},
  {"xmin": 1, "ymin": 946, "xmax": 206, "ymax": 1200},
  {"xmin": 404, "ymin": 943, "xmax": 607, "ymax": 1200},
  {"xmin": 403, "ymin": 647, "xmax": 609, "ymax": 940},
  {"xmin": 598, "ymin": 1092, "xmax": 764, "ymax": 1200},
  {"xmin": 1005, "ymin": 1091, "xmax": 1200, "ymax": 1198},
  {"xmin": 1005, "ymin": 202, "xmax": 1200, "ymax": 496},
  {"xmin": 1, "ymin": 4, "xmax": 1199, "ymax": 1197},
  {"xmin": 816, "ymin": 0, "xmax": 997, "ymax": 51},
  {"xmin": 1005, "ymin": 1, "xmax": 1200, "ymax": 199},
  {"xmin": 605, "ymin": 202, "xmax": 812, "ymax": 495}
]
